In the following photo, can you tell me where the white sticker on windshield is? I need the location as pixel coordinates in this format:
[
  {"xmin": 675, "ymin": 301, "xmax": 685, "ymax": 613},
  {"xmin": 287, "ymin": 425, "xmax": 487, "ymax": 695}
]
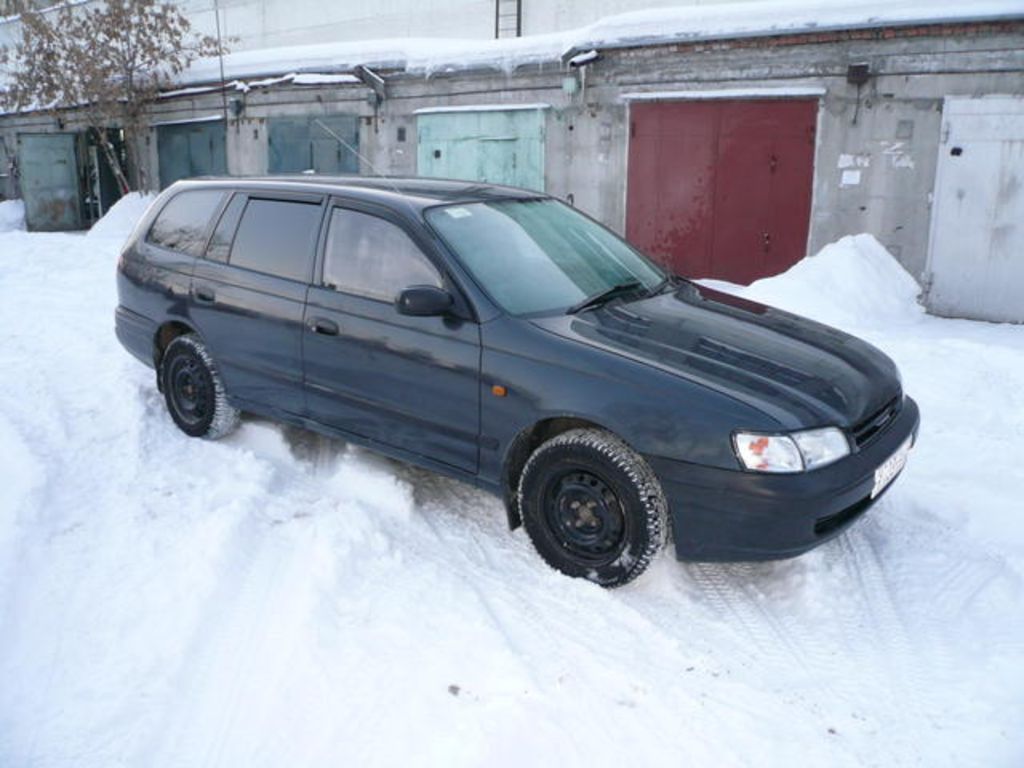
[{"xmin": 445, "ymin": 207, "xmax": 472, "ymax": 219}]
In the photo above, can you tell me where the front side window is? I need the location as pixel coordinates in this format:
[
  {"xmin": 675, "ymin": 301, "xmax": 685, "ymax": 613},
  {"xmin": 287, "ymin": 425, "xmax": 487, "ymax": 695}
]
[
  {"xmin": 323, "ymin": 208, "xmax": 441, "ymax": 302},
  {"xmin": 426, "ymin": 199, "xmax": 664, "ymax": 316},
  {"xmin": 229, "ymin": 198, "xmax": 322, "ymax": 282},
  {"xmin": 147, "ymin": 189, "xmax": 225, "ymax": 256}
]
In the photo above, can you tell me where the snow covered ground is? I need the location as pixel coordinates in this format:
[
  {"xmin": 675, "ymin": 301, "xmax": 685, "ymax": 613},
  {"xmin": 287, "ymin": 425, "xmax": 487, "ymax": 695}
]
[{"xmin": 0, "ymin": 206, "xmax": 1022, "ymax": 767}]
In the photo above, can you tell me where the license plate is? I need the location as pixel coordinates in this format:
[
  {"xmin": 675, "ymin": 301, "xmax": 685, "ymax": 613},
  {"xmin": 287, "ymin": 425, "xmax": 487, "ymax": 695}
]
[{"xmin": 871, "ymin": 436, "xmax": 912, "ymax": 499}]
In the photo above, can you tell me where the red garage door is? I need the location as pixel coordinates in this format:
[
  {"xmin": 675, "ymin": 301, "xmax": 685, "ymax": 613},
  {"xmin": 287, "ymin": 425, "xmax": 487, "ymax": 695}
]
[{"xmin": 626, "ymin": 98, "xmax": 817, "ymax": 284}]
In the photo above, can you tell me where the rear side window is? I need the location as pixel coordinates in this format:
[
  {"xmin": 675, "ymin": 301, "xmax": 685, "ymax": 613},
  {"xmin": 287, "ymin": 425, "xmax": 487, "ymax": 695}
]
[
  {"xmin": 323, "ymin": 208, "xmax": 441, "ymax": 302},
  {"xmin": 205, "ymin": 194, "xmax": 246, "ymax": 263},
  {"xmin": 229, "ymin": 198, "xmax": 322, "ymax": 282},
  {"xmin": 147, "ymin": 190, "xmax": 225, "ymax": 256}
]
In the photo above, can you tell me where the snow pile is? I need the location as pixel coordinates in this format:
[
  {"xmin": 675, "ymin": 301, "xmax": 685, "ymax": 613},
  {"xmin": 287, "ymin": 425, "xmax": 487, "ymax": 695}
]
[
  {"xmin": 701, "ymin": 234, "xmax": 925, "ymax": 331},
  {"xmin": 86, "ymin": 192, "xmax": 157, "ymax": 242},
  {"xmin": 179, "ymin": 0, "xmax": 1024, "ymax": 84},
  {"xmin": 0, "ymin": 199, "xmax": 25, "ymax": 232}
]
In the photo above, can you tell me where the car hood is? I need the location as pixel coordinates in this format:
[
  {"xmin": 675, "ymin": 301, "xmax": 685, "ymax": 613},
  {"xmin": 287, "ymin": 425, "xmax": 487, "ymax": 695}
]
[{"xmin": 529, "ymin": 281, "xmax": 902, "ymax": 429}]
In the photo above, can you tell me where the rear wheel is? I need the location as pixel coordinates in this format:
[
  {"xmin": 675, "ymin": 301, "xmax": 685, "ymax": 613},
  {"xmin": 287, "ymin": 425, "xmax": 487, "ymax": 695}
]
[
  {"xmin": 160, "ymin": 333, "xmax": 239, "ymax": 439},
  {"xmin": 518, "ymin": 428, "xmax": 668, "ymax": 587}
]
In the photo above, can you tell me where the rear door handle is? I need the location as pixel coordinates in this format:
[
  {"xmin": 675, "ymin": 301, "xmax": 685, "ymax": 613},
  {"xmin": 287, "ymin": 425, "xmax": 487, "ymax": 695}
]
[
  {"xmin": 194, "ymin": 286, "xmax": 216, "ymax": 303},
  {"xmin": 309, "ymin": 317, "xmax": 339, "ymax": 336}
]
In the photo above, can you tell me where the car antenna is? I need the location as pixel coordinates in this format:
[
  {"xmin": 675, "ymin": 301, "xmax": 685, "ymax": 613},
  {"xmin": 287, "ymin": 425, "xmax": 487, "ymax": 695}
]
[{"xmin": 312, "ymin": 118, "xmax": 404, "ymax": 194}]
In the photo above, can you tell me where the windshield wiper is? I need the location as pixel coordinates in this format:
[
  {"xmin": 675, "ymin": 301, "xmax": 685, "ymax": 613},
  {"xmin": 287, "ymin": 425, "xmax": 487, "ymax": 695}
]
[
  {"xmin": 566, "ymin": 279, "xmax": 645, "ymax": 314},
  {"xmin": 649, "ymin": 274, "xmax": 681, "ymax": 296}
]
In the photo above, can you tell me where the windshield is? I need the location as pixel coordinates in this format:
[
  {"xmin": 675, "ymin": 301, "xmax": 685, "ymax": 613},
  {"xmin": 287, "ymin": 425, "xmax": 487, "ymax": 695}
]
[{"xmin": 425, "ymin": 199, "xmax": 665, "ymax": 316}]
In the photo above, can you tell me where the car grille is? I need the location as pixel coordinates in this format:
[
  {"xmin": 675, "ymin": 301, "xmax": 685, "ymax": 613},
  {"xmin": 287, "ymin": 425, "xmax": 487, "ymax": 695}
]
[{"xmin": 850, "ymin": 394, "xmax": 902, "ymax": 449}]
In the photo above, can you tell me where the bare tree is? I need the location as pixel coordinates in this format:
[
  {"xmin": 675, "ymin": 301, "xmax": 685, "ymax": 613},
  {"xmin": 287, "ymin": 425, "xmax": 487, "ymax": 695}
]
[{"xmin": 1, "ymin": 0, "xmax": 225, "ymax": 192}]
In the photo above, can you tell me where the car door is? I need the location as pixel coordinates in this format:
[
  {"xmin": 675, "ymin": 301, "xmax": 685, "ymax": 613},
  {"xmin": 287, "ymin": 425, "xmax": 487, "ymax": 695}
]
[
  {"xmin": 133, "ymin": 187, "xmax": 227, "ymax": 323},
  {"xmin": 190, "ymin": 191, "xmax": 326, "ymax": 417},
  {"xmin": 303, "ymin": 200, "xmax": 481, "ymax": 473}
]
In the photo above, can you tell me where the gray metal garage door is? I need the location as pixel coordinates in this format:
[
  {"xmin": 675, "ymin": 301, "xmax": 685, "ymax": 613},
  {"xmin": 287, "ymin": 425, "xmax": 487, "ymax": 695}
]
[
  {"xmin": 927, "ymin": 96, "xmax": 1024, "ymax": 323},
  {"xmin": 268, "ymin": 115, "xmax": 359, "ymax": 175},
  {"xmin": 18, "ymin": 133, "xmax": 81, "ymax": 231},
  {"xmin": 157, "ymin": 119, "xmax": 227, "ymax": 188}
]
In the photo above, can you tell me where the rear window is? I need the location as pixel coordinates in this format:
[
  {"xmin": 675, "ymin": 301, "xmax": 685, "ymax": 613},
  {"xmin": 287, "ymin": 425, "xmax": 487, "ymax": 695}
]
[
  {"xmin": 147, "ymin": 190, "xmax": 225, "ymax": 256},
  {"xmin": 229, "ymin": 198, "xmax": 322, "ymax": 282}
]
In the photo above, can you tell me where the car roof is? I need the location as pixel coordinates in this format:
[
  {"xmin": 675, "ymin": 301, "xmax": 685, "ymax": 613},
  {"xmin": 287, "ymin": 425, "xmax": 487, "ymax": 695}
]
[{"xmin": 171, "ymin": 175, "xmax": 546, "ymax": 210}]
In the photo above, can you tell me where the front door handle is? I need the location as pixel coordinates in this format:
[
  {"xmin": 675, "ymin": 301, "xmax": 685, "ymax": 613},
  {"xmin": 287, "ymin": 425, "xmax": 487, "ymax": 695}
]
[
  {"xmin": 309, "ymin": 317, "xmax": 339, "ymax": 336},
  {"xmin": 193, "ymin": 286, "xmax": 216, "ymax": 303}
]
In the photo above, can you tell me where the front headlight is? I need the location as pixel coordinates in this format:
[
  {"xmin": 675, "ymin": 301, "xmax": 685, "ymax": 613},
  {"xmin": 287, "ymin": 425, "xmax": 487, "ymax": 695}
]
[
  {"xmin": 790, "ymin": 427, "xmax": 850, "ymax": 470},
  {"xmin": 733, "ymin": 433, "xmax": 803, "ymax": 473},
  {"xmin": 734, "ymin": 427, "xmax": 850, "ymax": 473}
]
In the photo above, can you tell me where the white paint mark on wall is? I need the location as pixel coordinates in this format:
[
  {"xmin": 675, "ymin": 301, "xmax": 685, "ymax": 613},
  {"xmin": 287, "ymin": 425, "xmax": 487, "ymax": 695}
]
[
  {"xmin": 841, "ymin": 169, "xmax": 862, "ymax": 187},
  {"xmin": 881, "ymin": 141, "xmax": 916, "ymax": 169},
  {"xmin": 838, "ymin": 153, "xmax": 871, "ymax": 169}
]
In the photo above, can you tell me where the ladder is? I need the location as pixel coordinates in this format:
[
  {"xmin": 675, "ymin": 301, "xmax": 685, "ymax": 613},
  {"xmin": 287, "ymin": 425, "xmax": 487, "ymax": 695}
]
[{"xmin": 495, "ymin": 0, "xmax": 522, "ymax": 38}]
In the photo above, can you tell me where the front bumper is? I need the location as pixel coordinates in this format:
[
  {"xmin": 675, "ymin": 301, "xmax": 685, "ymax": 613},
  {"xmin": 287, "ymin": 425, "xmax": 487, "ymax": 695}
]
[{"xmin": 647, "ymin": 395, "xmax": 921, "ymax": 561}]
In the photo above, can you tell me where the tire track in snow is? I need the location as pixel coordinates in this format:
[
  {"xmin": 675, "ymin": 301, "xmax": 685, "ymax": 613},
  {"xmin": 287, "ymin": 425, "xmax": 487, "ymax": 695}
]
[
  {"xmin": 140, "ymin": 515, "xmax": 317, "ymax": 768},
  {"xmin": 680, "ymin": 560, "xmax": 848, "ymax": 704},
  {"xmin": 413, "ymin": 501, "xmax": 792, "ymax": 765},
  {"xmin": 832, "ymin": 520, "xmax": 931, "ymax": 752},
  {"xmin": 416, "ymin": 499, "xmax": 553, "ymax": 692}
]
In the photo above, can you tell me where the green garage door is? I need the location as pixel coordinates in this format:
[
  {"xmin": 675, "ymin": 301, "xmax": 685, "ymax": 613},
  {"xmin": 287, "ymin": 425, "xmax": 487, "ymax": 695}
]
[
  {"xmin": 157, "ymin": 119, "xmax": 227, "ymax": 188},
  {"xmin": 268, "ymin": 115, "xmax": 360, "ymax": 174},
  {"xmin": 417, "ymin": 108, "xmax": 546, "ymax": 191},
  {"xmin": 18, "ymin": 133, "xmax": 81, "ymax": 231}
]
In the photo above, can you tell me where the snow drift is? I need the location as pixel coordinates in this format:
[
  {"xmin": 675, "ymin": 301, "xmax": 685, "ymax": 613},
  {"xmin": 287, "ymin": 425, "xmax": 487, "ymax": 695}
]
[
  {"xmin": 700, "ymin": 234, "xmax": 925, "ymax": 331},
  {"xmin": 87, "ymin": 192, "xmax": 157, "ymax": 242}
]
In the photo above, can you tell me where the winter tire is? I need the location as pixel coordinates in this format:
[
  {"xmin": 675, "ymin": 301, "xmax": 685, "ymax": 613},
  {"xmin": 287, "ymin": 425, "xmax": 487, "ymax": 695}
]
[
  {"xmin": 518, "ymin": 428, "xmax": 669, "ymax": 588},
  {"xmin": 160, "ymin": 333, "xmax": 240, "ymax": 439}
]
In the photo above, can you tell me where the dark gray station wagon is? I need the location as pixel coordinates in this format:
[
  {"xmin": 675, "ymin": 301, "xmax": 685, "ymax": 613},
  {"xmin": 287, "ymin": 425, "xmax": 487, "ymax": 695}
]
[{"xmin": 116, "ymin": 176, "xmax": 920, "ymax": 587}]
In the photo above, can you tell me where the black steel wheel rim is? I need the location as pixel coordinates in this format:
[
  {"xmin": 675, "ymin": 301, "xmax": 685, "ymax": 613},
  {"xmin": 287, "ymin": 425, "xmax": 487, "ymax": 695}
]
[
  {"xmin": 168, "ymin": 354, "xmax": 212, "ymax": 427},
  {"xmin": 543, "ymin": 469, "xmax": 626, "ymax": 562}
]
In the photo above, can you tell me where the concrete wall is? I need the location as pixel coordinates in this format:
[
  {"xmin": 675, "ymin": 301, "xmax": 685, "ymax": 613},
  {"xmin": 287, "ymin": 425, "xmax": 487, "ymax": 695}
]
[
  {"xmin": 177, "ymin": 0, "xmax": 495, "ymax": 51},
  {"xmin": 2, "ymin": 0, "xmax": 816, "ymax": 52},
  {"xmin": 0, "ymin": 0, "xmax": 494, "ymax": 50}
]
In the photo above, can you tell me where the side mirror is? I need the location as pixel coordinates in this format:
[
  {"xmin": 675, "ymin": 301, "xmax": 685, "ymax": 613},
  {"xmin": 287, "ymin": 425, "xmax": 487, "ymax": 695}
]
[{"xmin": 396, "ymin": 285, "xmax": 453, "ymax": 317}]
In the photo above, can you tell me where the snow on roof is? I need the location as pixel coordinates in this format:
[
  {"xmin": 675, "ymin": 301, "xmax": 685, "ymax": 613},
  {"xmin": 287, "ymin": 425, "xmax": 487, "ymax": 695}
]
[
  {"xmin": 159, "ymin": 72, "xmax": 361, "ymax": 100},
  {"xmin": 566, "ymin": 49, "xmax": 600, "ymax": 67},
  {"xmin": 180, "ymin": 0, "xmax": 1024, "ymax": 86},
  {"xmin": 151, "ymin": 114, "xmax": 224, "ymax": 127}
]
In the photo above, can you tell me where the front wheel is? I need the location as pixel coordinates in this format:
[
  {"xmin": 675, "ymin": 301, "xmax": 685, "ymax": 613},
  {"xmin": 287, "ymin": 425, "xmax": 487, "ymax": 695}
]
[
  {"xmin": 518, "ymin": 428, "xmax": 669, "ymax": 588},
  {"xmin": 160, "ymin": 333, "xmax": 240, "ymax": 439}
]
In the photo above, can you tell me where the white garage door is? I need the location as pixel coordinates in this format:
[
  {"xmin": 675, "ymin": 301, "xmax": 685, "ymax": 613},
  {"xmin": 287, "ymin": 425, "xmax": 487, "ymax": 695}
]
[{"xmin": 927, "ymin": 96, "xmax": 1024, "ymax": 323}]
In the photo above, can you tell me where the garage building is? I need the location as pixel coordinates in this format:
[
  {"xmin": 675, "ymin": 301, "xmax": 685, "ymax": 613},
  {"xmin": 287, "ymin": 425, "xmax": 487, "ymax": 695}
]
[{"xmin": 1, "ymin": 2, "xmax": 1021, "ymax": 321}]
